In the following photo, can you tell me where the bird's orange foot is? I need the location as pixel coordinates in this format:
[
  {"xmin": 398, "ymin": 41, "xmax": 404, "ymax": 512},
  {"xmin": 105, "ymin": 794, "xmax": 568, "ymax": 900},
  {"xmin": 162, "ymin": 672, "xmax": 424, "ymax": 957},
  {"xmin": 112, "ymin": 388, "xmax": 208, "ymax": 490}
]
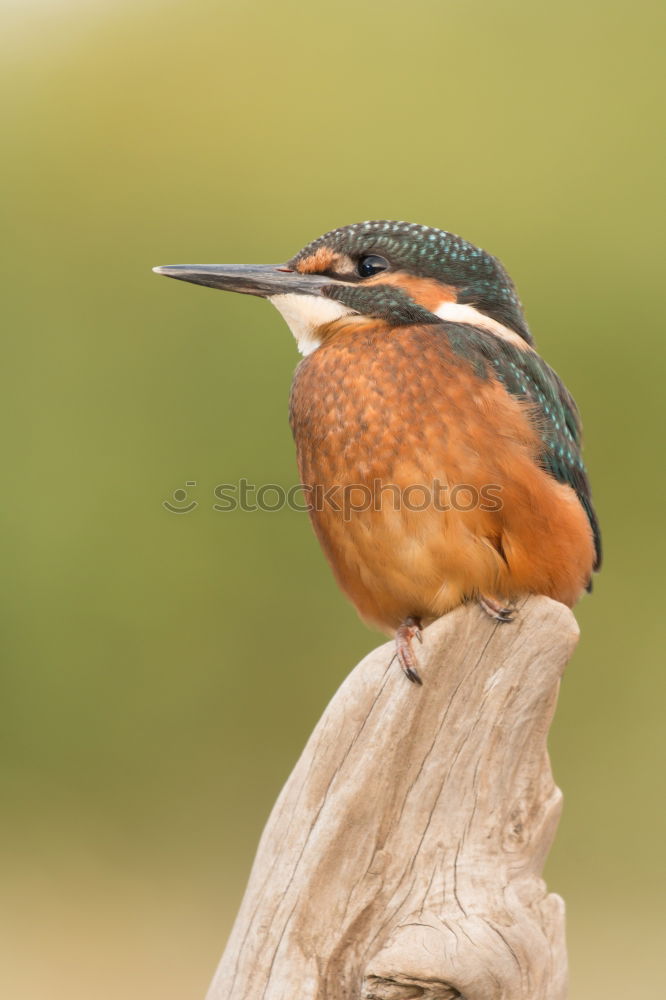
[
  {"xmin": 395, "ymin": 615, "xmax": 423, "ymax": 685},
  {"xmin": 478, "ymin": 594, "xmax": 516, "ymax": 623}
]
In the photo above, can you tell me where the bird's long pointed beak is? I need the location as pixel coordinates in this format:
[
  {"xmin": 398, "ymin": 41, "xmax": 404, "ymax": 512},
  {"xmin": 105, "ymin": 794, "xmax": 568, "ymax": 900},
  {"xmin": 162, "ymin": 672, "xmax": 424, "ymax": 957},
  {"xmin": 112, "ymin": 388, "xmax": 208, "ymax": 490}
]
[{"xmin": 152, "ymin": 263, "xmax": 332, "ymax": 297}]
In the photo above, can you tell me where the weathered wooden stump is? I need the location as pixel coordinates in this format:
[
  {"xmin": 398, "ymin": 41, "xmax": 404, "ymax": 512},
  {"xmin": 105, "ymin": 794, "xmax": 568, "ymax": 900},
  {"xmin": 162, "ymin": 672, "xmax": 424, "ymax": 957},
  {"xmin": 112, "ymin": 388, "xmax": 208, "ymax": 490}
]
[{"xmin": 206, "ymin": 595, "xmax": 578, "ymax": 999}]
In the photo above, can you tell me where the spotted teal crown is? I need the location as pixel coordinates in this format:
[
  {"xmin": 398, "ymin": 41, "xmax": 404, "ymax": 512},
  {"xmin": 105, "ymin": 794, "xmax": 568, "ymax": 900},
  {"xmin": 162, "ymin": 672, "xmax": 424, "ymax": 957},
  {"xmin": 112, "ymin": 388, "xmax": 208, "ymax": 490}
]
[{"xmin": 291, "ymin": 220, "xmax": 532, "ymax": 343}]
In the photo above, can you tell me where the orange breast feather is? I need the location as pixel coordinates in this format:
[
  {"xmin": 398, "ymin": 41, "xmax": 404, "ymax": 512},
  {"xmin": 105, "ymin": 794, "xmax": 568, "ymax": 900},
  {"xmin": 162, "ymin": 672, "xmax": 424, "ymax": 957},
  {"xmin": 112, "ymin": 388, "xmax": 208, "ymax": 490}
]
[{"xmin": 289, "ymin": 322, "xmax": 595, "ymax": 633}]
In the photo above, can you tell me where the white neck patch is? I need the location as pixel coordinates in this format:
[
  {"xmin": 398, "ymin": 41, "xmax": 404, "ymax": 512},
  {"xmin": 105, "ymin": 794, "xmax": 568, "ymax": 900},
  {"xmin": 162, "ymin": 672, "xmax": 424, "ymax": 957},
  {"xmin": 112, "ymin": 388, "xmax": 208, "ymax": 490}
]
[
  {"xmin": 270, "ymin": 293, "xmax": 356, "ymax": 356},
  {"xmin": 434, "ymin": 301, "xmax": 529, "ymax": 349}
]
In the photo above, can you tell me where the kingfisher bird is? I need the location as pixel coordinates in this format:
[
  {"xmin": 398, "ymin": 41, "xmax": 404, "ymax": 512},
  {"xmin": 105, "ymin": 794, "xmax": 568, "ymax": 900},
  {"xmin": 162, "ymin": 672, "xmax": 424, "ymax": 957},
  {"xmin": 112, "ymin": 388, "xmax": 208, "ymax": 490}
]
[{"xmin": 154, "ymin": 221, "xmax": 601, "ymax": 683}]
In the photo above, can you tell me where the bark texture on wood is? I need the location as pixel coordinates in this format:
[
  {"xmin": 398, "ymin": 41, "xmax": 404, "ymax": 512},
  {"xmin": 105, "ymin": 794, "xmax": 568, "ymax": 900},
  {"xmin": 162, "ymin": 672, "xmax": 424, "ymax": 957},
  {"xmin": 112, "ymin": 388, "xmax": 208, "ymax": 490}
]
[{"xmin": 206, "ymin": 596, "xmax": 579, "ymax": 1000}]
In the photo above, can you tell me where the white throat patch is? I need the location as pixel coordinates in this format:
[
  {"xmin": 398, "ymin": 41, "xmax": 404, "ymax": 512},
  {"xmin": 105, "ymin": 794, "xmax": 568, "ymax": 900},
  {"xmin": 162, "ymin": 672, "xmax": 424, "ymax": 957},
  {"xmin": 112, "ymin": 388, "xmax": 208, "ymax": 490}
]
[
  {"xmin": 433, "ymin": 301, "xmax": 529, "ymax": 349},
  {"xmin": 270, "ymin": 293, "xmax": 356, "ymax": 356}
]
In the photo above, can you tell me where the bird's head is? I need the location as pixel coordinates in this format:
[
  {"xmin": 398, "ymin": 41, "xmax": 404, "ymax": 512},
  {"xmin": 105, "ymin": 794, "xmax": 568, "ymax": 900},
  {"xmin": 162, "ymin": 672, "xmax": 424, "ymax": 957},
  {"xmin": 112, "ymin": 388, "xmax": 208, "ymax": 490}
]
[{"xmin": 154, "ymin": 220, "xmax": 532, "ymax": 354}]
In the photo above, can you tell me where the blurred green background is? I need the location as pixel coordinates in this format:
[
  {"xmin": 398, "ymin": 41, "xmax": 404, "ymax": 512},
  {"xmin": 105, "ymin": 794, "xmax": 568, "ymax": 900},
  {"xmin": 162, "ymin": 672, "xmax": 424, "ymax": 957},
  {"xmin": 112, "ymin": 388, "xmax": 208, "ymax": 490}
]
[{"xmin": 2, "ymin": 0, "xmax": 664, "ymax": 996}]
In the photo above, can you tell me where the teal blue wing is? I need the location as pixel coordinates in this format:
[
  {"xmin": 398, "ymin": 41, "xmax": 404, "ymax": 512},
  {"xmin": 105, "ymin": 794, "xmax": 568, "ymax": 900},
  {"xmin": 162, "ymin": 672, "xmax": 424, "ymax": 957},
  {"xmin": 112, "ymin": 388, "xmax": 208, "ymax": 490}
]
[{"xmin": 445, "ymin": 323, "xmax": 602, "ymax": 574}]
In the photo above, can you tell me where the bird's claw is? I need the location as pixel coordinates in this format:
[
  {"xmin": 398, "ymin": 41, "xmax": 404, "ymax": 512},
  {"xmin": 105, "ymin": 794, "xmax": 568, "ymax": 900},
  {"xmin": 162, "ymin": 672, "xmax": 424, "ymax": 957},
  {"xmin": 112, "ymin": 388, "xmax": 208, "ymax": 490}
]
[
  {"xmin": 403, "ymin": 665, "xmax": 423, "ymax": 685},
  {"xmin": 478, "ymin": 595, "xmax": 517, "ymax": 623},
  {"xmin": 395, "ymin": 616, "xmax": 424, "ymax": 685}
]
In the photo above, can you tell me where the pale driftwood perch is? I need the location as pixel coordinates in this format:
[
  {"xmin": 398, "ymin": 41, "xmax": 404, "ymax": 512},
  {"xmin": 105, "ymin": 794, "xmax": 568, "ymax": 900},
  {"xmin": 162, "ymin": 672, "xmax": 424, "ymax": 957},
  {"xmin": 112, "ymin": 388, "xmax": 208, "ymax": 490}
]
[{"xmin": 207, "ymin": 595, "xmax": 579, "ymax": 1000}]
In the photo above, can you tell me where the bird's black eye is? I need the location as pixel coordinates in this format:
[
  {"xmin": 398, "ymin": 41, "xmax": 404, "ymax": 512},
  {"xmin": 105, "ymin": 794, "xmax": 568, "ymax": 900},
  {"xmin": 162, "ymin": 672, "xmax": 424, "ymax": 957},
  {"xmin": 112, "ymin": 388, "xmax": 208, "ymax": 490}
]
[{"xmin": 357, "ymin": 254, "xmax": 389, "ymax": 278}]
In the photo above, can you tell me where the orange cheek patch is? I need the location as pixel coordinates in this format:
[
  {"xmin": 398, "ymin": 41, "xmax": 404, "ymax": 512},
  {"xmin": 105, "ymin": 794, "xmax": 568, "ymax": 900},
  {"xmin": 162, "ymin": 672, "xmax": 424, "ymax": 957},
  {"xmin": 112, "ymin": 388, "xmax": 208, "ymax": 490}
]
[
  {"xmin": 368, "ymin": 272, "xmax": 457, "ymax": 311},
  {"xmin": 296, "ymin": 248, "xmax": 341, "ymax": 274}
]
